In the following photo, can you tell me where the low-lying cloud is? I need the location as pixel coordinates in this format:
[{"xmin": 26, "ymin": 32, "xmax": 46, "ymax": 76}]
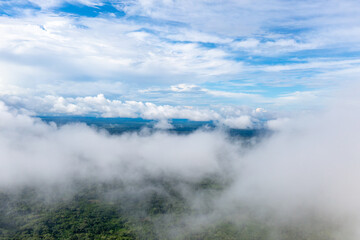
[{"xmin": 1, "ymin": 94, "xmax": 360, "ymax": 238}]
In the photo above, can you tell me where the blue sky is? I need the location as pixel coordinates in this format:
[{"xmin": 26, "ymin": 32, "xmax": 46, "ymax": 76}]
[{"xmin": 0, "ymin": 0, "xmax": 360, "ymax": 126}]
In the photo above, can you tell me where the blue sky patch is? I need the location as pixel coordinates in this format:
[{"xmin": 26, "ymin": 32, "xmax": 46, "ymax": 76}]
[
  {"xmin": 0, "ymin": 0, "xmax": 40, "ymax": 16},
  {"xmin": 55, "ymin": 2, "xmax": 125, "ymax": 18}
]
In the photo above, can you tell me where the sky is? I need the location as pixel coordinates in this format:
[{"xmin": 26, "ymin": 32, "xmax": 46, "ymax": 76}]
[
  {"xmin": 1, "ymin": 0, "xmax": 360, "ymax": 125},
  {"xmin": 2, "ymin": 2, "xmax": 360, "ymax": 238}
]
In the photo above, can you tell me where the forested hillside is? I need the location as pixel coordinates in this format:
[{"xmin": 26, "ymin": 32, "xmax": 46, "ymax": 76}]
[{"xmin": 0, "ymin": 176, "xmax": 336, "ymax": 240}]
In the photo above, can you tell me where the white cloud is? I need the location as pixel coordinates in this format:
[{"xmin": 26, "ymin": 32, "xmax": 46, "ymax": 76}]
[
  {"xmin": 204, "ymin": 89, "xmax": 259, "ymax": 99},
  {"xmin": 262, "ymin": 59, "xmax": 360, "ymax": 72},
  {"xmin": 232, "ymin": 38, "xmax": 319, "ymax": 55},
  {"xmin": 0, "ymin": 101, "xmax": 226, "ymax": 186},
  {"xmin": 2, "ymin": 1, "xmax": 360, "ymax": 236},
  {"xmin": 220, "ymin": 115, "xmax": 253, "ymax": 129},
  {"xmin": 121, "ymin": 0, "xmax": 277, "ymax": 36},
  {"xmin": 2, "ymin": 85, "xmax": 360, "ymax": 238},
  {"xmin": 170, "ymin": 84, "xmax": 201, "ymax": 92},
  {"xmin": 0, "ymin": 14, "xmax": 243, "ymax": 98},
  {"xmin": 1, "ymin": 94, "xmax": 222, "ymax": 120},
  {"xmin": 153, "ymin": 83, "xmax": 262, "ymax": 100},
  {"xmin": 267, "ymin": 91, "xmax": 325, "ymax": 112},
  {"xmin": 265, "ymin": 117, "xmax": 289, "ymax": 131},
  {"xmin": 153, "ymin": 119, "xmax": 174, "ymax": 129},
  {"xmin": 0, "ymin": 94, "xmax": 279, "ymax": 129},
  {"xmin": 26, "ymin": 0, "xmax": 103, "ymax": 9},
  {"xmin": 232, "ymin": 38, "xmax": 259, "ymax": 48},
  {"xmin": 0, "ymin": 0, "xmax": 360, "ymax": 113},
  {"xmin": 166, "ymin": 29, "xmax": 233, "ymax": 44}
]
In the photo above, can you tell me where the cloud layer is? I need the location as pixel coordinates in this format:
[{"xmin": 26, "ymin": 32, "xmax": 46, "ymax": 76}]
[
  {"xmin": 1, "ymin": 86, "xmax": 360, "ymax": 237},
  {"xmin": 1, "ymin": 0, "xmax": 360, "ymax": 112}
]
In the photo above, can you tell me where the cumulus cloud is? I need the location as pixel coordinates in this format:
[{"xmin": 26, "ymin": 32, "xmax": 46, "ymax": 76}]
[
  {"xmin": 0, "ymin": 93, "xmax": 274, "ymax": 128},
  {"xmin": 219, "ymin": 115, "xmax": 253, "ymax": 129},
  {"xmin": 153, "ymin": 119, "xmax": 174, "ymax": 130}
]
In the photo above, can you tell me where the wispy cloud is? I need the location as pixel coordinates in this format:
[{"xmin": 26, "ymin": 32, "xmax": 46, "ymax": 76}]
[{"xmin": 0, "ymin": 0, "xmax": 359, "ymax": 114}]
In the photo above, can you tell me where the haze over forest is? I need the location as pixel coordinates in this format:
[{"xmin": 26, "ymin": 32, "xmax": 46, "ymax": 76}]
[{"xmin": 1, "ymin": 0, "xmax": 360, "ymax": 239}]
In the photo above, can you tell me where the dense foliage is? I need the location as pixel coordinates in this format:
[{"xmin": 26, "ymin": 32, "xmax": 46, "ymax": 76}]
[{"xmin": 0, "ymin": 177, "xmax": 336, "ymax": 240}]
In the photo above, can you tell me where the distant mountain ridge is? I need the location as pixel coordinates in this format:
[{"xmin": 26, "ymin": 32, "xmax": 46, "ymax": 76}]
[{"xmin": 38, "ymin": 116, "xmax": 265, "ymax": 138}]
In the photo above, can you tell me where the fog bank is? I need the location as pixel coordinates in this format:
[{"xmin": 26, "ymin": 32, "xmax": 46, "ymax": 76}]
[{"xmin": 1, "ymin": 96, "xmax": 360, "ymax": 238}]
